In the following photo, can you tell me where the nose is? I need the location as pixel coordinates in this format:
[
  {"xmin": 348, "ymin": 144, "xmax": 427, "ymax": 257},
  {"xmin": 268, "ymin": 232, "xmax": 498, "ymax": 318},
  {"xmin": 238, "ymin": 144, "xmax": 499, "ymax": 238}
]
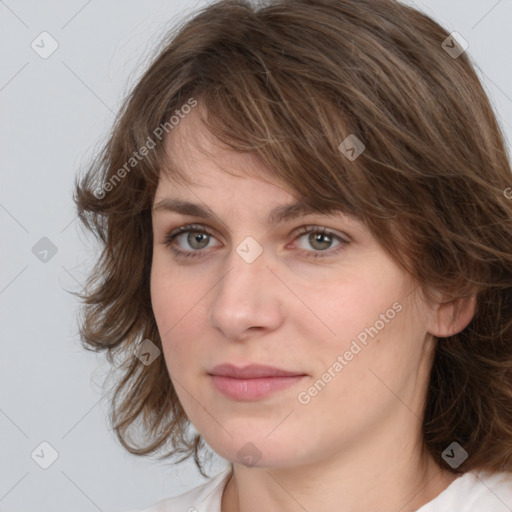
[{"xmin": 209, "ymin": 242, "xmax": 285, "ymax": 341}]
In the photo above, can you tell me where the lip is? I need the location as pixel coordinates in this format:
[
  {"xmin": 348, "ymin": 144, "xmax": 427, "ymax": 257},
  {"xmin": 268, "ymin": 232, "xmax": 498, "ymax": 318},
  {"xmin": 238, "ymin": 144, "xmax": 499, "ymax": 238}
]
[
  {"xmin": 208, "ymin": 364, "xmax": 307, "ymax": 400},
  {"xmin": 209, "ymin": 363, "xmax": 305, "ymax": 378}
]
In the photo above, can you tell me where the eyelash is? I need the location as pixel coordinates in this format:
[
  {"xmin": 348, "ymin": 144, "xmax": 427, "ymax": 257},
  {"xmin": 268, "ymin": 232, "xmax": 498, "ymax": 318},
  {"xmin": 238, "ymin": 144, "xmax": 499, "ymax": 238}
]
[{"xmin": 163, "ymin": 223, "xmax": 349, "ymax": 260}]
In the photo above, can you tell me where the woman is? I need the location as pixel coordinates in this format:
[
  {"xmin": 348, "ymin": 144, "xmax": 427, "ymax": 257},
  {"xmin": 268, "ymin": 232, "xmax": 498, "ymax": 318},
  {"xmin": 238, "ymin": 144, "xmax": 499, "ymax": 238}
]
[{"xmin": 74, "ymin": 0, "xmax": 512, "ymax": 510}]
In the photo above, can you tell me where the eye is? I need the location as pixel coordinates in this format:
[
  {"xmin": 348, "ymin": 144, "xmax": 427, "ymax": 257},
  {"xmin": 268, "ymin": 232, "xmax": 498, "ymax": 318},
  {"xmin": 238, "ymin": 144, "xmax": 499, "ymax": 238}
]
[
  {"xmin": 162, "ymin": 224, "xmax": 349, "ymax": 260},
  {"xmin": 292, "ymin": 226, "xmax": 348, "ymax": 259},
  {"xmin": 163, "ymin": 224, "xmax": 219, "ymax": 259}
]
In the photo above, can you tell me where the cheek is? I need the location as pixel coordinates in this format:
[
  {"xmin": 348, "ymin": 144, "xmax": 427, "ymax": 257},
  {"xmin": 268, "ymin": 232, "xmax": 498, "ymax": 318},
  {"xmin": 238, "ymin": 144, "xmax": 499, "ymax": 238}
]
[
  {"xmin": 311, "ymin": 274, "xmax": 401, "ymax": 345},
  {"xmin": 150, "ymin": 265, "xmax": 173, "ymax": 334},
  {"xmin": 150, "ymin": 261, "xmax": 207, "ymax": 370},
  {"xmin": 150, "ymin": 253, "xmax": 191, "ymax": 331},
  {"xmin": 314, "ymin": 270, "xmax": 426, "ymax": 382}
]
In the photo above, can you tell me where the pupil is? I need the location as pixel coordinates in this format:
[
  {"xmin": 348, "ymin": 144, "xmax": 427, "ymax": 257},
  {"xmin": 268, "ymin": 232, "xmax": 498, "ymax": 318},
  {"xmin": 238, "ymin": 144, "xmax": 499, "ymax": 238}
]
[
  {"xmin": 311, "ymin": 233, "xmax": 330, "ymax": 250},
  {"xmin": 189, "ymin": 232, "xmax": 208, "ymax": 249}
]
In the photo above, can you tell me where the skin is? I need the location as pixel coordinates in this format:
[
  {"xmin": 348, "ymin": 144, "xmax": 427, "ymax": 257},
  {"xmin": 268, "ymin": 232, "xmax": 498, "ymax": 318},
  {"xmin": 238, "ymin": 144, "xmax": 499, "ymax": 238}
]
[{"xmin": 150, "ymin": 107, "xmax": 475, "ymax": 512}]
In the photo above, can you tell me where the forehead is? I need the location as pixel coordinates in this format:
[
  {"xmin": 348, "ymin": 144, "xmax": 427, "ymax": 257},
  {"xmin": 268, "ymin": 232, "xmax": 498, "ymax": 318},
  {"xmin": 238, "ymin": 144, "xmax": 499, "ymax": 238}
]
[
  {"xmin": 161, "ymin": 106, "xmax": 276, "ymax": 187},
  {"xmin": 158, "ymin": 105, "xmax": 309, "ymax": 217},
  {"xmin": 156, "ymin": 105, "xmax": 364, "ymax": 231},
  {"xmin": 154, "ymin": 153, "xmax": 317, "ymax": 227}
]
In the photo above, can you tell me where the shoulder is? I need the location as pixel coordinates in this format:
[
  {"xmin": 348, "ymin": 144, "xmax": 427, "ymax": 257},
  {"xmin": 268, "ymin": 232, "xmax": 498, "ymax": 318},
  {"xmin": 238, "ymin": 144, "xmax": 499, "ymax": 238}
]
[
  {"xmin": 122, "ymin": 466, "xmax": 232, "ymax": 512},
  {"xmin": 418, "ymin": 469, "xmax": 512, "ymax": 512}
]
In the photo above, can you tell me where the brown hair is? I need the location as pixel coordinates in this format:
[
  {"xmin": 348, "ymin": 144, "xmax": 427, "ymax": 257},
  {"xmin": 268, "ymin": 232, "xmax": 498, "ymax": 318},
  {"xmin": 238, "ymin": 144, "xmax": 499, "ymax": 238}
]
[{"xmin": 74, "ymin": 0, "xmax": 512, "ymax": 476}]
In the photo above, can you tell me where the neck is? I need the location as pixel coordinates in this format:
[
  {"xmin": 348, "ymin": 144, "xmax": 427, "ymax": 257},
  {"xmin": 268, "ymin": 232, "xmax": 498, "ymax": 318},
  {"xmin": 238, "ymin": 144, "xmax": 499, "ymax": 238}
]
[{"xmin": 221, "ymin": 428, "xmax": 458, "ymax": 512}]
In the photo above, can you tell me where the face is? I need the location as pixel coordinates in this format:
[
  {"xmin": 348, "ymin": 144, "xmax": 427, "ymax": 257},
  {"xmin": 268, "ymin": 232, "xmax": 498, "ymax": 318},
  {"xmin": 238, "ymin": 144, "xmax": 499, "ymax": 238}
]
[{"xmin": 150, "ymin": 110, "xmax": 441, "ymax": 470}]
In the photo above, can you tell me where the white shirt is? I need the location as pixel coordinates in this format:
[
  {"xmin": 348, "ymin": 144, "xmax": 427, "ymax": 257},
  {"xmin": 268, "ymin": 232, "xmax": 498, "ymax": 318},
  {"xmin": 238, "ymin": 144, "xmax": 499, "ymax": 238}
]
[{"xmin": 124, "ymin": 467, "xmax": 512, "ymax": 512}]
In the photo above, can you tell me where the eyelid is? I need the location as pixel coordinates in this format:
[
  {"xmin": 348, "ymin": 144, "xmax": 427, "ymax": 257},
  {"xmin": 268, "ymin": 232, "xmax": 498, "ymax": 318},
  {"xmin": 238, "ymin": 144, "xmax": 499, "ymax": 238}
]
[
  {"xmin": 292, "ymin": 225, "xmax": 351, "ymax": 243},
  {"xmin": 166, "ymin": 223, "xmax": 218, "ymax": 238}
]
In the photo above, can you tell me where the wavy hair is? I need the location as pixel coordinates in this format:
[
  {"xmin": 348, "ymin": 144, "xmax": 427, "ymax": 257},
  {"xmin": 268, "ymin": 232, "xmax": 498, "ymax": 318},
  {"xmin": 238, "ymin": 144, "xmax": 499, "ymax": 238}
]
[{"xmin": 74, "ymin": 0, "xmax": 512, "ymax": 476}]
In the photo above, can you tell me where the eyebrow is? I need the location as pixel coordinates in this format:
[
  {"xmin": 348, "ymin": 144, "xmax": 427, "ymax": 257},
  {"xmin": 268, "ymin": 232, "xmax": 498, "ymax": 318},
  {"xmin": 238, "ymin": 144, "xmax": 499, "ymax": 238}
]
[{"xmin": 152, "ymin": 198, "xmax": 340, "ymax": 226}]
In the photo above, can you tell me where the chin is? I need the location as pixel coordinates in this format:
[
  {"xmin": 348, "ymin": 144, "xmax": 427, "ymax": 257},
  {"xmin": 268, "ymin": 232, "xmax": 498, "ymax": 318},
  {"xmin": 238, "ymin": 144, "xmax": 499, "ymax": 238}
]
[{"xmin": 202, "ymin": 431, "xmax": 306, "ymax": 469}]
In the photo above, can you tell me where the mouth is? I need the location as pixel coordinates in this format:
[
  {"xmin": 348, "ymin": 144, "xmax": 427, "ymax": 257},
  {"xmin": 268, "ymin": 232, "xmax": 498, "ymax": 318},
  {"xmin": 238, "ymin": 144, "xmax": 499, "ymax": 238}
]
[{"xmin": 208, "ymin": 363, "xmax": 307, "ymax": 400}]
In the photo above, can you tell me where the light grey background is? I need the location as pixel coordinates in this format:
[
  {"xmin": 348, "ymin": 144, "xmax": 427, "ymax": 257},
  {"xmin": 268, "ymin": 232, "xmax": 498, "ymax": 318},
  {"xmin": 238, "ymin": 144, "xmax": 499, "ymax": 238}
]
[{"xmin": 1, "ymin": 1, "xmax": 511, "ymax": 511}]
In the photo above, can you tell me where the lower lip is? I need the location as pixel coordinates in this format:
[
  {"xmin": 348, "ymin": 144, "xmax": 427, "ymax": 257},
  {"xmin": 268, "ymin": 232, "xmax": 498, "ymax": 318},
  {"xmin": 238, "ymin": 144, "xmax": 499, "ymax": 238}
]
[{"xmin": 210, "ymin": 375, "xmax": 306, "ymax": 400}]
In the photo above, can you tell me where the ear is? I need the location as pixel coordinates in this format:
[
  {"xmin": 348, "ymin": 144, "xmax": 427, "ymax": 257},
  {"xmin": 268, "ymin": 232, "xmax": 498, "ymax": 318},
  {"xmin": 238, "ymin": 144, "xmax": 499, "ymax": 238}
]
[{"xmin": 427, "ymin": 294, "xmax": 477, "ymax": 338}]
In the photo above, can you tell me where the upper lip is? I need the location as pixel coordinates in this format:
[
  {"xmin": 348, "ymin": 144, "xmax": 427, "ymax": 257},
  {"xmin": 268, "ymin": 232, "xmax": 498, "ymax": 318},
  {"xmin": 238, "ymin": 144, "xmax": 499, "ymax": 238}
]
[{"xmin": 209, "ymin": 364, "xmax": 306, "ymax": 379}]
